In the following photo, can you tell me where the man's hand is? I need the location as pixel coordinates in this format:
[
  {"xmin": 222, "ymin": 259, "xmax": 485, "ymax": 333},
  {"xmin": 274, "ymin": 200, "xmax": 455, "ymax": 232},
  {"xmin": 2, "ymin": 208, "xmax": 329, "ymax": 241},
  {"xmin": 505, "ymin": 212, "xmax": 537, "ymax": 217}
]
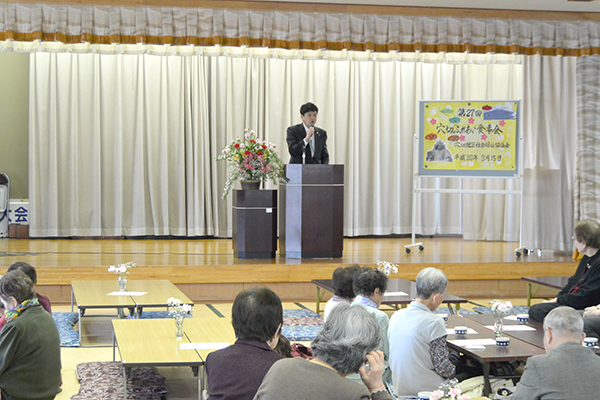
[
  {"xmin": 542, "ymin": 297, "xmax": 557, "ymax": 304},
  {"xmin": 359, "ymin": 350, "xmax": 386, "ymax": 394},
  {"xmin": 305, "ymin": 127, "xmax": 315, "ymax": 142}
]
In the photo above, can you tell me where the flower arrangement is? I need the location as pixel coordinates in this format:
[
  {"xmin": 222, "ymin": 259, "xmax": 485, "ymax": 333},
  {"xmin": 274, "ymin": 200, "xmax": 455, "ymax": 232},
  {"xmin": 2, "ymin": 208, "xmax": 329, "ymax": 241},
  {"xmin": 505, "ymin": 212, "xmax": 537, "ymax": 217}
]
[
  {"xmin": 108, "ymin": 261, "xmax": 136, "ymax": 277},
  {"xmin": 490, "ymin": 299, "xmax": 513, "ymax": 337},
  {"xmin": 490, "ymin": 299, "xmax": 513, "ymax": 316},
  {"xmin": 431, "ymin": 380, "xmax": 470, "ymax": 400},
  {"xmin": 168, "ymin": 297, "xmax": 193, "ymax": 317},
  {"xmin": 216, "ymin": 129, "xmax": 288, "ymax": 198},
  {"xmin": 377, "ymin": 260, "xmax": 399, "ymax": 276}
]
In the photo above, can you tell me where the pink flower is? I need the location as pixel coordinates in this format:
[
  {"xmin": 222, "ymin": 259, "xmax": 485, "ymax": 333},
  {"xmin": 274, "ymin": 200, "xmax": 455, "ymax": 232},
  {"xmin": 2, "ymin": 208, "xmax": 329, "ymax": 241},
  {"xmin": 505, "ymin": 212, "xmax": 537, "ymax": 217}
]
[
  {"xmin": 481, "ymin": 134, "xmax": 488, "ymax": 140},
  {"xmin": 459, "ymin": 135, "xmax": 466, "ymax": 141},
  {"xmin": 468, "ymin": 118, "xmax": 474, "ymax": 124},
  {"xmin": 499, "ymin": 120, "xmax": 506, "ymax": 127},
  {"xmin": 266, "ymin": 165, "xmax": 272, "ymax": 171},
  {"xmin": 430, "ymin": 390, "xmax": 444, "ymax": 400},
  {"xmin": 431, "ymin": 118, "xmax": 438, "ymax": 125},
  {"xmin": 458, "ymin": 395, "xmax": 471, "ymax": 400},
  {"xmin": 450, "ymin": 388, "xmax": 462, "ymax": 397}
]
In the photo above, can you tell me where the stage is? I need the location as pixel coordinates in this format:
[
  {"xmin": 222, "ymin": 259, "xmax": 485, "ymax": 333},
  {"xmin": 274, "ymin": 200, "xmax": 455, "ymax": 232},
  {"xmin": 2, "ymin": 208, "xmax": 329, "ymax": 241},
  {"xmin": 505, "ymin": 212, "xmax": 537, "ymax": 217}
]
[{"xmin": 0, "ymin": 236, "xmax": 574, "ymax": 303}]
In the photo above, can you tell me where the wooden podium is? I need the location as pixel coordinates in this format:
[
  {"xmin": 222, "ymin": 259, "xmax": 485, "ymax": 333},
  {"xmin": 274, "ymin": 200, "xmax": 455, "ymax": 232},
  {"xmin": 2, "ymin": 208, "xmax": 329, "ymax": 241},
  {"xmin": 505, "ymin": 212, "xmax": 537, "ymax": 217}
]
[
  {"xmin": 232, "ymin": 189, "xmax": 277, "ymax": 259},
  {"xmin": 279, "ymin": 164, "xmax": 344, "ymax": 258}
]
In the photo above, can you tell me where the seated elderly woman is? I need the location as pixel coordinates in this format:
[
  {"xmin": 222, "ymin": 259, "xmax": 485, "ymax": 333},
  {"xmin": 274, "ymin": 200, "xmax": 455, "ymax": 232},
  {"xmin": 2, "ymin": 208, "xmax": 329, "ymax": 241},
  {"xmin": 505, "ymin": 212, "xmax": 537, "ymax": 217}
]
[
  {"xmin": 205, "ymin": 286, "xmax": 283, "ymax": 400},
  {"xmin": 530, "ymin": 219, "xmax": 600, "ymax": 322},
  {"xmin": 348, "ymin": 268, "xmax": 391, "ymax": 384},
  {"xmin": 253, "ymin": 303, "xmax": 393, "ymax": 400},
  {"xmin": 324, "ymin": 264, "xmax": 361, "ymax": 320},
  {"xmin": 0, "ymin": 270, "xmax": 61, "ymax": 400},
  {"xmin": 0, "ymin": 262, "xmax": 52, "ymax": 330}
]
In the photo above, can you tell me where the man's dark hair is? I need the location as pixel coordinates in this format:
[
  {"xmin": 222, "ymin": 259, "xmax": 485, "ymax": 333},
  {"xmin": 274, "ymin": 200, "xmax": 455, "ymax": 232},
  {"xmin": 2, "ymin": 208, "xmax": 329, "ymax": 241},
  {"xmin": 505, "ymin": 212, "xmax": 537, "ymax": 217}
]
[
  {"xmin": 353, "ymin": 268, "xmax": 388, "ymax": 297},
  {"xmin": 332, "ymin": 265, "xmax": 361, "ymax": 299},
  {"xmin": 0, "ymin": 270, "xmax": 35, "ymax": 305},
  {"xmin": 8, "ymin": 262, "xmax": 37, "ymax": 285},
  {"xmin": 232, "ymin": 286, "xmax": 283, "ymax": 342},
  {"xmin": 300, "ymin": 102, "xmax": 318, "ymax": 115}
]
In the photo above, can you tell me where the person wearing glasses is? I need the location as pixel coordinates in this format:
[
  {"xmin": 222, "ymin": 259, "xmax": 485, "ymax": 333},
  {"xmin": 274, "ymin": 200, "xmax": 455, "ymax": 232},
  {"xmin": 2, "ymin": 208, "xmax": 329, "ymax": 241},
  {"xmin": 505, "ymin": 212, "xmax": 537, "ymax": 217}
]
[{"xmin": 529, "ymin": 219, "xmax": 600, "ymax": 322}]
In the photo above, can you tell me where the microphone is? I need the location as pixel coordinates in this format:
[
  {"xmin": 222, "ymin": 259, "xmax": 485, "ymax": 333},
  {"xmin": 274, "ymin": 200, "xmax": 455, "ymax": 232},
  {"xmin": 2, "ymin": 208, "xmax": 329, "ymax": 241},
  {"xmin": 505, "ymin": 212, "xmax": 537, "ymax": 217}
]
[{"xmin": 310, "ymin": 125, "xmax": 320, "ymax": 135}]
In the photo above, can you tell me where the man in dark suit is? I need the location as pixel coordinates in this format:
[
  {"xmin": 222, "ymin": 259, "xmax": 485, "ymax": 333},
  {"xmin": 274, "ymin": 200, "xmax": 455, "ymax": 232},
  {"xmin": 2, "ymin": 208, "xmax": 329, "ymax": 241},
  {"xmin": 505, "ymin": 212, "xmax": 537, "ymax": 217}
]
[
  {"xmin": 511, "ymin": 306, "xmax": 600, "ymax": 400},
  {"xmin": 286, "ymin": 102, "xmax": 329, "ymax": 164}
]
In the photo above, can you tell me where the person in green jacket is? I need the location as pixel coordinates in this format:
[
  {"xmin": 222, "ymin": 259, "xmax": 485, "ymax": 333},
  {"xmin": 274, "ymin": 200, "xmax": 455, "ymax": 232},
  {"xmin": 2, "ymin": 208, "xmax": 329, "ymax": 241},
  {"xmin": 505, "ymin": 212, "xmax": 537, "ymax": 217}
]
[{"xmin": 0, "ymin": 270, "xmax": 61, "ymax": 400}]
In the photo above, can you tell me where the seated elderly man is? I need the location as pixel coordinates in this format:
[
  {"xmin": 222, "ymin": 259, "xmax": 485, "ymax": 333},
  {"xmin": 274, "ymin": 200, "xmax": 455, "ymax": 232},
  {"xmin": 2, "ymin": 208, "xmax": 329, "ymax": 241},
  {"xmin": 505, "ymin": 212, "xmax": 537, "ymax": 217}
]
[
  {"xmin": 205, "ymin": 286, "xmax": 283, "ymax": 400},
  {"xmin": 511, "ymin": 306, "xmax": 600, "ymax": 400},
  {"xmin": 388, "ymin": 267, "xmax": 454, "ymax": 396},
  {"xmin": 0, "ymin": 270, "xmax": 61, "ymax": 400}
]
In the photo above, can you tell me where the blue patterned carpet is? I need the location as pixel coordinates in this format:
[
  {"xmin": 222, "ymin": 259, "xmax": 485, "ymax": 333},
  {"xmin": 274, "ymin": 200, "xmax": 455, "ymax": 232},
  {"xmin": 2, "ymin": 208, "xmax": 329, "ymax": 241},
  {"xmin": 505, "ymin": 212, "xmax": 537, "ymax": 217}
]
[
  {"xmin": 473, "ymin": 305, "xmax": 530, "ymax": 315},
  {"xmin": 282, "ymin": 309, "xmax": 323, "ymax": 341}
]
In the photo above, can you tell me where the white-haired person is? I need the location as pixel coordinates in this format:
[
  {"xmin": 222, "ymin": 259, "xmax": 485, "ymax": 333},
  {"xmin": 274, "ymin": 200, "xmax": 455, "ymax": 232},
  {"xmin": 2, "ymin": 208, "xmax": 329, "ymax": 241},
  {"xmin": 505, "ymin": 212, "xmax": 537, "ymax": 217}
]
[
  {"xmin": 253, "ymin": 303, "xmax": 393, "ymax": 400},
  {"xmin": 388, "ymin": 267, "xmax": 455, "ymax": 397},
  {"xmin": 511, "ymin": 306, "xmax": 600, "ymax": 399}
]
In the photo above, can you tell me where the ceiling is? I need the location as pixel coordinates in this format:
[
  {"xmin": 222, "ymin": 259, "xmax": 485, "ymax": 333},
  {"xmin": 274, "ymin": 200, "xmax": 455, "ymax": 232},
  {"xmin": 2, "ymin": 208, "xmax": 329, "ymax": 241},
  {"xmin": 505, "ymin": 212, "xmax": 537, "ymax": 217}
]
[{"xmin": 258, "ymin": 0, "xmax": 600, "ymax": 13}]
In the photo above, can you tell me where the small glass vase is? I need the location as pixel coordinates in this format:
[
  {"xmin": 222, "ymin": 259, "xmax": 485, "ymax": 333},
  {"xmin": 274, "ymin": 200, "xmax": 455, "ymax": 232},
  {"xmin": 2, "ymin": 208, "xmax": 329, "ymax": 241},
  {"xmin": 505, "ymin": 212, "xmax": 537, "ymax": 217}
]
[
  {"xmin": 175, "ymin": 315, "xmax": 185, "ymax": 338},
  {"xmin": 493, "ymin": 314, "xmax": 504, "ymax": 338},
  {"xmin": 118, "ymin": 276, "xmax": 127, "ymax": 292}
]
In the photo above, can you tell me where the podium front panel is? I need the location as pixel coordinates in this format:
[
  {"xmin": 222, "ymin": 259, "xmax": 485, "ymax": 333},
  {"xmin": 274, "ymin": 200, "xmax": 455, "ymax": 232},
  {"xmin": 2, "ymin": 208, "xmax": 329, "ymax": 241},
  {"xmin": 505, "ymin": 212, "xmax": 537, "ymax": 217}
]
[{"xmin": 279, "ymin": 165, "xmax": 344, "ymax": 258}]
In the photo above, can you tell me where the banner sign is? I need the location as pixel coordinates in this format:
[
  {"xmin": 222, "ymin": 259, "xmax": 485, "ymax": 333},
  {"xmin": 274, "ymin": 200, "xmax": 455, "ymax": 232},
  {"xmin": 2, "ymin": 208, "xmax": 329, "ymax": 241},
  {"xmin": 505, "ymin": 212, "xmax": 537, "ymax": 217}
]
[{"xmin": 418, "ymin": 100, "xmax": 520, "ymax": 177}]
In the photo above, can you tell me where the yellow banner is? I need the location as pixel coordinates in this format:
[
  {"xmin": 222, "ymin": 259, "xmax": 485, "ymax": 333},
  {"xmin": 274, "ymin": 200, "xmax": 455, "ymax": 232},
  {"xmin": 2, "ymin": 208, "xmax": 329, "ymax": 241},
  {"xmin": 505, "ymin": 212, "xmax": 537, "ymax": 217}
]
[{"xmin": 420, "ymin": 101, "xmax": 519, "ymax": 176}]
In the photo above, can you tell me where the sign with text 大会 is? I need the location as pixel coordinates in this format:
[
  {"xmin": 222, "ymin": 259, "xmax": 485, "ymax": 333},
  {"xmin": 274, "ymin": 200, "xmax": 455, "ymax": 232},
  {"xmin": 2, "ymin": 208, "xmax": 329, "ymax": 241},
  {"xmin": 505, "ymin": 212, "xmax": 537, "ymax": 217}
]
[{"xmin": 418, "ymin": 100, "xmax": 520, "ymax": 177}]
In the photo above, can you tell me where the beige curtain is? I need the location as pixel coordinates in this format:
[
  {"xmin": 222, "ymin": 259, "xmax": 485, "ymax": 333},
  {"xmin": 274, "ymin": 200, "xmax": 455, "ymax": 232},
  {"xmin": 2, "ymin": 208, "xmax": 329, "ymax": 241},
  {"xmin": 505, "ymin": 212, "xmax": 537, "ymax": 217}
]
[
  {"xmin": 575, "ymin": 55, "xmax": 600, "ymax": 224},
  {"xmin": 29, "ymin": 52, "xmax": 190, "ymax": 236},
  {"xmin": 29, "ymin": 49, "xmax": 523, "ymax": 238},
  {"xmin": 521, "ymin": 55, "xmax": 578, "ymax": 251},
  {"xmin": 1, "ymin": 3, "xmax": 599, "ymax": 56}
]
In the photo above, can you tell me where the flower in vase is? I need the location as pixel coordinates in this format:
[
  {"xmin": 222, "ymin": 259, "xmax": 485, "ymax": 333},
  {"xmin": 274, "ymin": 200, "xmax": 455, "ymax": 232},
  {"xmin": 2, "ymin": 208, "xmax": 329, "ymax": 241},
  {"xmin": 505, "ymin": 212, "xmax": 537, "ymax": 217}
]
[
  {"xmin": 216, "ymin": 128, "xmax": 289, "ymax": 198},
  {"xmin": 490, "ymin": 299, "xmax": 513, "ymax": 316},
  {"xmin": 168, "ymin": 298, "xmax": 193, "ymax": 317},
  {"xmin": 432, "ymin": 379, "xmax": 470, "ymax": 400},
  {"xmin": 108, "ymin": 261, "xmax": 136, "ymax": 277},
  {"xmin": 377, "ymin": 260, "xmax": 399, "ymax": 276}
]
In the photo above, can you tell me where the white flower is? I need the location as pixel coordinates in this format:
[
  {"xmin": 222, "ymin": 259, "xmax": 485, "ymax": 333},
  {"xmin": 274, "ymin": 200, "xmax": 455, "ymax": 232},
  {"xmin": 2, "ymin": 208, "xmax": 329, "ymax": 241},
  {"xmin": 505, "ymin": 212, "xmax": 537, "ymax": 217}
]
[
  {"xmin": 491, "ymin": 299, "xmax": 513, "ymax": 315},
  {"xmin": 377, "ymin": 260, "xmax": 398, "ymax": 276},
  {"xmin": 182, "ymin": 304, "xmax": 192, "ymax": 313},
  {"xmin": 168, "ymin": 297, "xmax": 182, "ymax": 306},
  {"xmin": 245, "ymin": 132, "xmax": 251, "ymax": 138},
  {"xmin": 108, "ymin": 261, "xmax": 135, "ymax": 276}
]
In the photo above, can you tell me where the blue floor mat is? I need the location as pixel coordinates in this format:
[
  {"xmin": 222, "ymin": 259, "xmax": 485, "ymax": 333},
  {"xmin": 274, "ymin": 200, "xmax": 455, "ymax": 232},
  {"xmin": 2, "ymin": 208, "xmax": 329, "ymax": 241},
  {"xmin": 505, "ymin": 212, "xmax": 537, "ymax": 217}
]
[
  {"xmin": 53, "ymin": 312, "xmax": 80, "ymax": 347},
  {"xmin": 473, "ymin": 305, "xmax": 530, "ymax": 314}
]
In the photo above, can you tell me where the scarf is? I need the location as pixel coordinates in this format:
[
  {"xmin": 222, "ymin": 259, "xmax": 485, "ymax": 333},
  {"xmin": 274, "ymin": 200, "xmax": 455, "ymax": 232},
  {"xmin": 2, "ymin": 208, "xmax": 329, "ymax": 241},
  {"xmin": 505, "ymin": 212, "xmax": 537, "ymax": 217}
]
[
  {"xmin": 354, "ymin": 295, "xmax": 378, "ymax": 309},
  {"xmin": 5, "ymin": 297, "xmax": 39, "ymax": 320}
]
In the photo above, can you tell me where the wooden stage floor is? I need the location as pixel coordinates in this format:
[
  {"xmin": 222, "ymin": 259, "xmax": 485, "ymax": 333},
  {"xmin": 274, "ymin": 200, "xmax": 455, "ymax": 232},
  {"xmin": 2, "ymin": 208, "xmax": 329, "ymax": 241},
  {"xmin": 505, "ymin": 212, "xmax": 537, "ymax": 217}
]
[{"xmin": 0, "ymin": 236, "xmax": 573, "ymax": 280}]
